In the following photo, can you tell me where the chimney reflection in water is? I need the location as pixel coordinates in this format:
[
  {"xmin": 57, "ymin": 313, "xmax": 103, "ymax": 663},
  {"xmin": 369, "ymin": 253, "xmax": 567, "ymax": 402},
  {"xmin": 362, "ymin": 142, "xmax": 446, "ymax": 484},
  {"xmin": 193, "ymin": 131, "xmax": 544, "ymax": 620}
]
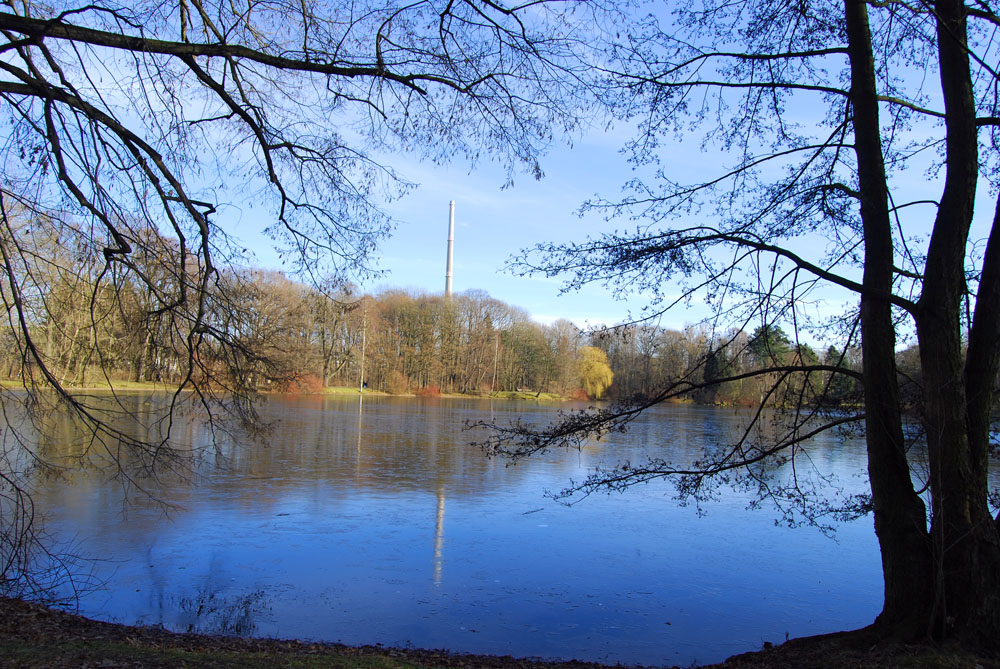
[
  {"xmin": 354, "ymin": 395, "xmax": 446, "ymax": 585},
  {"xmin": 434, "ymin": 484, "xmax": 445, "ymax": 586}
]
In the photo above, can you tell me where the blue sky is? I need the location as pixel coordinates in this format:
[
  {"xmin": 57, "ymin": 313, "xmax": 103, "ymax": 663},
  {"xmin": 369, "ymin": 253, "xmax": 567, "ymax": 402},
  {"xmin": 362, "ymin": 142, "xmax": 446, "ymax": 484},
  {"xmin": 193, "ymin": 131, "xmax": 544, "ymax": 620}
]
[
  {"xmin": 373, "ymin": 132, "xmax": 654, "ymax": 328},
  {"xmin": 218, "ymin": 98, "xmax": 993, "ymax": 346},
  {"xmin": 347, "ymin": 130, "xmax": 859, "ymax": 338},
  {"xmin": 223, "ymin": 123, "xmax": 703, "ymax": 331},
  {"xmin": 225, "ymin": 124, "xmax": 861, "ymax": 338}
]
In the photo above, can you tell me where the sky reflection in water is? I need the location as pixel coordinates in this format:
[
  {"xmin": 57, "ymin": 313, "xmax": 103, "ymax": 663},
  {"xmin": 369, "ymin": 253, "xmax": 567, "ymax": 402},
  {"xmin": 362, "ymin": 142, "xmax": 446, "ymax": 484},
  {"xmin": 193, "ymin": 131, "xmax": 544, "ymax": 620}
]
[{"xmin": 34, "ymin": 395, "xmax": 884, "ymax": 667}]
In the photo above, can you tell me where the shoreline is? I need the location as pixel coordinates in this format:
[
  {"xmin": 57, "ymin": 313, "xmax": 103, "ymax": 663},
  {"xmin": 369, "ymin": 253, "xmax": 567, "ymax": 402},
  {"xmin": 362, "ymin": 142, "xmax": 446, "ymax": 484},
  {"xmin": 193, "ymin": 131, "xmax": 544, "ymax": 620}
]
[
  {"xmin": 0, "ymin": 379, "xmax": 572, "ymax": 402},
  {"xmin": 0, "ymin": 597, "xmax": 641, "ymax": 668},
  {"xmin": 2, "ymin": 597, "xmax": 997, "ymax": 668}
]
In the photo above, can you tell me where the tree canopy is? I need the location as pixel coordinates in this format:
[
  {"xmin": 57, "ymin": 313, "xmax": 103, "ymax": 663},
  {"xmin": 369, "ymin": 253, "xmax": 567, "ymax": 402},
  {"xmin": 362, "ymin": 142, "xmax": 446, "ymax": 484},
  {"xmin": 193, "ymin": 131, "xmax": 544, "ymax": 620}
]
[
  {"xmin": 746, "ymin": 325, "xmax": 791, "ymax": 366},
  {"xmin": 487, "ymin": 0, "xmax": 1000, "ymax": 647}
]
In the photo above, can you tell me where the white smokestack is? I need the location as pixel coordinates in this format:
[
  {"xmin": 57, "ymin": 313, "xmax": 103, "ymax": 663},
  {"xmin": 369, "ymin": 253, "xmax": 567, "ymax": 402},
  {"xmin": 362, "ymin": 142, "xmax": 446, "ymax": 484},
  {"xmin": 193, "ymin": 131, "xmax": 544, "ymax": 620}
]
[{"xmin": 445, "ymin": 200, "xmax": 455, "ymax": 297}]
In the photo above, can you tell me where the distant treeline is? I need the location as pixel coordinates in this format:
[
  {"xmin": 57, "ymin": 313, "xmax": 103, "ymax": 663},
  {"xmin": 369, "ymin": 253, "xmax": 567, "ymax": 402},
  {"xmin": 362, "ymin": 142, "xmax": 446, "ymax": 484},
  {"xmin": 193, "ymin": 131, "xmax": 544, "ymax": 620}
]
[
  {"xmin": 12, "ymin": 251, "xmax": 892, "ymax": 403},
  {"xmin": 595, "ymin": 322, "xmax": 863, "ymax": 406},
  {"xmin": 10, "ymin": 255, "xmax": 609, "ymax": 396}
]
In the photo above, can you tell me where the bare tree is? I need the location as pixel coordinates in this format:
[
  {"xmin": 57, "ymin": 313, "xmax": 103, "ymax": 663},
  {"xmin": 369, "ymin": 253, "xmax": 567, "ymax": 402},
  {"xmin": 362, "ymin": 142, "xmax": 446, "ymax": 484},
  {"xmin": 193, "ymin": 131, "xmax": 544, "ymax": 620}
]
[
  {"xmin": 484, "ymin": 0, "xmax": 1000, "ymax": 648},
  {"xmin": 0, "ymin": 0, "xmax": 596, "ymax": 598}
]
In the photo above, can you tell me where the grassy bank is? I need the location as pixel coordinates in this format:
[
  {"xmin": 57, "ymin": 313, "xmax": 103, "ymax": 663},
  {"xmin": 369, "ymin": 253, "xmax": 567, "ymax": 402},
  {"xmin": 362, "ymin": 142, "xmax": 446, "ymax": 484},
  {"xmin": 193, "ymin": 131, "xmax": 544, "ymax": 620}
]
[
  {"xmin": 322, "ymin": 386, "xmax": 566, "ymax": 401},
  {"xmin": 0, "ymin": 378, "xmax": 181, "ymax": 392},
  {"xmin": 5, "ymin": 380, "xmax": 573, "ymax": 402}
]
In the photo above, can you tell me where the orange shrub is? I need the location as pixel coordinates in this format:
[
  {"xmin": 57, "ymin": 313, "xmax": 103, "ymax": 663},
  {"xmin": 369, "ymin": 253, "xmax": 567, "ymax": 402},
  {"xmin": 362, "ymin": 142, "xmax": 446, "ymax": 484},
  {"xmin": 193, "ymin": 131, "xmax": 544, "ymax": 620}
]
[{"xmin": 285, "ymin": 374, "xmax": 324, "ymax": 394}]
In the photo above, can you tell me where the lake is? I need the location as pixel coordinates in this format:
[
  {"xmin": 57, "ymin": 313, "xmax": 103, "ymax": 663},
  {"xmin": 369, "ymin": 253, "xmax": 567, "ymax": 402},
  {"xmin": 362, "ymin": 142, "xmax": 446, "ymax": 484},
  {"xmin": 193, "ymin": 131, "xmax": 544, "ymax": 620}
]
[{"xmin": 27, "ymin": 394, "xmax": 885, "ymax": 666}]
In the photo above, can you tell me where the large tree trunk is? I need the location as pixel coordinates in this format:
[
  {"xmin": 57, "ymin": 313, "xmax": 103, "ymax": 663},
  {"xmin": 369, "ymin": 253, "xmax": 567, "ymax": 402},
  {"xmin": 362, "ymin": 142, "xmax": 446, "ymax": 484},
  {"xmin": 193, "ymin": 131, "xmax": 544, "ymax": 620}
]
[
  {"xmin": 913, "ymin": 0, "xmax": 1000, "ymax": 644},
  {"xmin": 959, "ymin": 193, "xmax": 1000, "ymax": 645},
  {"xmin": 845, "ymin": 0, "xmax": 934, "ymax": 634},
  {"xmin": 965, "ymin": 197, "xmax": 1000, "ymax": 531}
]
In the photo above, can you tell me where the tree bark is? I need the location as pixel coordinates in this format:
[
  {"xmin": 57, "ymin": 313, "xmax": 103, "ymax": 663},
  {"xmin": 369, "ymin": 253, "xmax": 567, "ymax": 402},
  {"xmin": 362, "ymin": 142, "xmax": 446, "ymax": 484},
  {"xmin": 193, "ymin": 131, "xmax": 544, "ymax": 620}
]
[
  {"xmin": 967, "ymin": 196, "xmax": 1000, "ymax": 520},
  {"xmin": 956, "ymin": 192, "xmax": 1000, "ymax": 644},
  {"xmin": 914, "ymin": 0, "xmax": 1000, "ymax": 643},
  {"xmin": 844, "ymin": 0, "xmax": 934, "ymax": 635}
]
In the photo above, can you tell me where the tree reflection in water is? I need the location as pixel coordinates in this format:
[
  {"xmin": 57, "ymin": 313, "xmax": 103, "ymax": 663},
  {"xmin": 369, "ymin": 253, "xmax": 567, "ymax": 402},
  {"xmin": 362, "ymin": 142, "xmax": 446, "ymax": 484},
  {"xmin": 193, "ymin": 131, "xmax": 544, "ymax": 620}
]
[
  {"xmin": 23, "ymin": 394, "xmax": 901, "ymax": 666},
  {"xmin": 178, "ymin": 588, "xmax": 269, "ymax": 636}
]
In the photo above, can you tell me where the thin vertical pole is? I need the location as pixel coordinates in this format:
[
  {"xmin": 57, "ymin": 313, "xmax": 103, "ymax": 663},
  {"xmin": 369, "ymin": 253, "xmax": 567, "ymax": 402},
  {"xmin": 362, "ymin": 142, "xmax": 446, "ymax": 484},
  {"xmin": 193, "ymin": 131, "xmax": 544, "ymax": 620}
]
[
  {"xmin": 445, "ymin": 201, "xmax": 455, "ymax": 297},
  {"xmin": 491, "ymin": 330, "xmax": 499, "ymax": 394},
  {"xmin": 359, "ymin": 303, "xmax": 367, "ymax": 401}
]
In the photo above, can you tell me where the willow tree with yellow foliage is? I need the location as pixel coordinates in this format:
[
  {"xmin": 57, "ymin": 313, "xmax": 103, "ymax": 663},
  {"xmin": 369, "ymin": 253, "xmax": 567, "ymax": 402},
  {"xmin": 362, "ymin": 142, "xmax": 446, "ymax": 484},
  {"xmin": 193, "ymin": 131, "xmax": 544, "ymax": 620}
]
[{"xmin": 577, "ymin": 346, "xmax": 613, "ymax": 399}]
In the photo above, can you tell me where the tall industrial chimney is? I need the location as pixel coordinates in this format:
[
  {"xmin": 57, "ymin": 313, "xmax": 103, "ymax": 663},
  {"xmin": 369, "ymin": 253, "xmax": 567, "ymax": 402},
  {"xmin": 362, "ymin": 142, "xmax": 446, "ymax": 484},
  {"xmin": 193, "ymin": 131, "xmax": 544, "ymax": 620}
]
[{"xmin": 445, "ymin": 200, "xmax": 455, "ymax": 297}]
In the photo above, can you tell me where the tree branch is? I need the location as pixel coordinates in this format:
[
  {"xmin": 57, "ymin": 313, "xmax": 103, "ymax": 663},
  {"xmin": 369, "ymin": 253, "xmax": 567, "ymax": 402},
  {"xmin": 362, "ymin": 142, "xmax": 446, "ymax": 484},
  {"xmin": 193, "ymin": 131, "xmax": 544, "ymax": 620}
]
[{"xmin": 0, "ymin": 12, "xmax": 460, "ymax": 94}]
